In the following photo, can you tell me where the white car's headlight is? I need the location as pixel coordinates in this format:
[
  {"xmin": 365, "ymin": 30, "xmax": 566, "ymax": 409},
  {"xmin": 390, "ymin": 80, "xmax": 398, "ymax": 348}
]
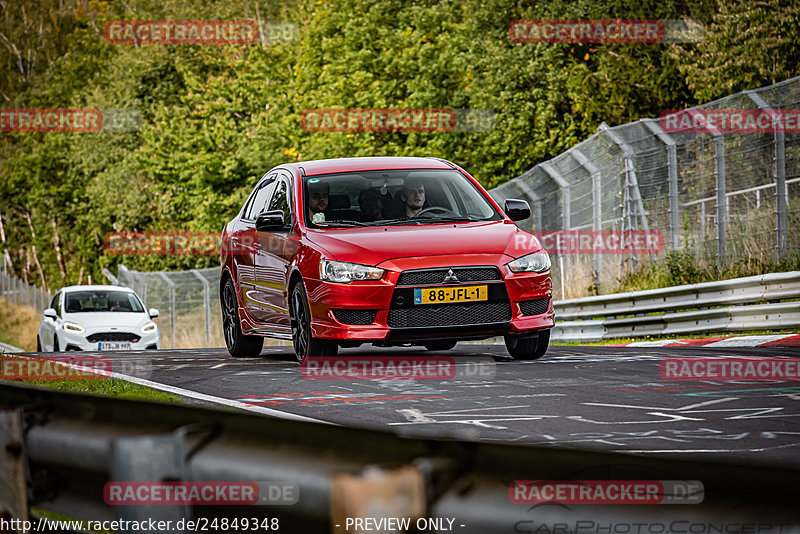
[
  {"xmin": 507, "ymin": 251, "xmax": 551, "ymax": 273},
  {"xmin": 142, "ymin": 322, "xmax": 158, "ymax": 333},
  {"xmin": 62, "ymin": 321, "xmax": 85, "ymax": 333},
  {"xmin": 320, "ymin": 259, "xmax": 384, "ymax": 283}
]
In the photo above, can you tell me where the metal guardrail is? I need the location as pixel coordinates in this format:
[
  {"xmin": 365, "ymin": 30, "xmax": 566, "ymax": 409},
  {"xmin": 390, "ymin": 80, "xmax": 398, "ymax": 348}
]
[
  {"xmin": 0, "ymin": 342, "xmax": 22, "ymax": 354},
  {"xmin": 552, "ymin": 271, "xmax": 800, "ymax": 341},
  {"xmin": 1, "ymin": 383, "xmax": 799, "ymax": 533}
]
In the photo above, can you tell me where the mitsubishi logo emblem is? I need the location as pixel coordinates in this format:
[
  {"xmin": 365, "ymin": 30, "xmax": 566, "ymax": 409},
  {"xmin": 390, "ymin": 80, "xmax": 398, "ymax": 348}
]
[{"xmin": 443, "ymin": 269, "xmax": 460, "ymax": 283}]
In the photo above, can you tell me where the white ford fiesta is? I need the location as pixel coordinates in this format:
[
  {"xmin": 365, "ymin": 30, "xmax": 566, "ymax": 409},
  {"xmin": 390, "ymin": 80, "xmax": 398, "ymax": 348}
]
[{"xmin": 36, "ymin": 285, "xmax": 160, "ymax": 352}]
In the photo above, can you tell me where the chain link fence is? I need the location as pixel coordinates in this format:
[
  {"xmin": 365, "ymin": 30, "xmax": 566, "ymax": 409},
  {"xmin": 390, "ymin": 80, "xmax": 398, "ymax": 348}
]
[
  {"xmin": 489, "ymin": 76, "xmax": 800, "ymax": 299},
  {"xmin": 111, "ymin": 264, "xmax": 222, "ymax": 349},
  {"xmin": 1, "ymin": 258, "xmax": 51, "ymax": 313}
]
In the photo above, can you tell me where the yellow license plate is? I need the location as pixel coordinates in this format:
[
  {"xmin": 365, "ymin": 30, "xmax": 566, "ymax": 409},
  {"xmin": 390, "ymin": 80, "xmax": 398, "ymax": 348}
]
[{"xmin": 413, "ymin": 285, "xmax": 488, "ymax": 305}]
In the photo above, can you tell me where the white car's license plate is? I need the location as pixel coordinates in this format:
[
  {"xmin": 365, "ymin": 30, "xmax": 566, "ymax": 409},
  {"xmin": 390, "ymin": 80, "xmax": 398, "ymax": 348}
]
[{"xmin": 98, "ymin": 342, "xmax": 132, "ymax": 351}]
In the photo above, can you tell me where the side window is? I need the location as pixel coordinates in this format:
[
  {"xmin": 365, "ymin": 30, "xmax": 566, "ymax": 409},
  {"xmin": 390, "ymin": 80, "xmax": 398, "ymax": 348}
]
[
  {"xmin": 268, "ymin": 178, "xmax": 291, "ymax": 225},
  {"xmin": 244, "ymin": 174, "xmax": 277, "ymax": 220},
  {"xmin": 50, "ymin": 292, "xmax": 61, "ymax": 316}
]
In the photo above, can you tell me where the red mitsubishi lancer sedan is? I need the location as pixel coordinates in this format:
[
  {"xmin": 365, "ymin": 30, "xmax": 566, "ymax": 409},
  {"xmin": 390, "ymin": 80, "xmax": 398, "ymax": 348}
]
[{"xmin": 219, "ymin": 157, "xmax": 554, "ymax": 361}]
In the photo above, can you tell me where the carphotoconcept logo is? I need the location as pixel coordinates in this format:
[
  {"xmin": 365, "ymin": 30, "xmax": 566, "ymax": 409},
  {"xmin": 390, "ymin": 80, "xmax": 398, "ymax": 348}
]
[
  {"xmin": 301, "ymin": 356, "xmax": 495, "ymax": 380},
  {"xmin": 517, "ymin": 231, "xmax": 664, "ymax": 255},
  {"xmin": 0, "ymin": 109, "xmax": 141, "ymax": 133},
  {"xmin": 300, "ymin": 108, "xmax": 495, "ymax": 133},
  {"xmin": 661, "ymin": 357, "xmax": 800, "ymax": 381},
  {"xmin": 103, "ymin": 20, "xmax": 258, "ymax": 45},
  {"xmin": 1, "ymin": 355, "xmax": 111, "ymax": 380},
  {"xmin": 103, "ymin": 481, "xmax": 298, "ymax": 505},
  {"xmin": 508, "ymin": 19, "xmax": 703, "ymax": 43},
  {"xmin": 660, "ymin": 109, "xmax": 800, "ymax": 133},
  {"xmin": 509, "ymin": 480, "xmax": 704, "ymax": 504}
]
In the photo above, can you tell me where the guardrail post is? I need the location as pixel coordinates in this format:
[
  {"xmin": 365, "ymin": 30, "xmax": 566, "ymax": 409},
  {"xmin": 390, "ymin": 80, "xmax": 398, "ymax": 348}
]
[
  {"xmin": 746, "ymin": 91, "xmax": 787, "ymax": 260},
  {"xmin": 192, "ymin": 269, "xmax": 211, "ymax": 347},
  {"xmin": 571, "ymin": 149, "xmax": 602, "ymax": 290},
  {"xmin": 158, "ymin": 272, "xmax": 176, "ymax": 349},
  {"xmin": 643, "ymin": 119, "xmax": 680, "ymax": 250}
]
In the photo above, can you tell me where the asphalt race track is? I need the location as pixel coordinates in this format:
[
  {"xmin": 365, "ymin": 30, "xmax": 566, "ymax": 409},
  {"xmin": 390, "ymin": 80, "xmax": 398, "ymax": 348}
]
[{"xmin": 29, "ymin": 344, "xmax": 800, "ymax": 463}]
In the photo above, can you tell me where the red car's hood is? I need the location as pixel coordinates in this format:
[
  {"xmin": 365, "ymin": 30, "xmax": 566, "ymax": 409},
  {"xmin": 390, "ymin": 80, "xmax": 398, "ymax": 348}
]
[{"xmin": 305, "ymin": 220, "xmax": 542, "ymax": 266}]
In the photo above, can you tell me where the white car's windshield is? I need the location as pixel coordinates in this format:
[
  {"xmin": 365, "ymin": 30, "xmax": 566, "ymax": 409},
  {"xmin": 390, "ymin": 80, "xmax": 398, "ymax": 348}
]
[
  {"xmin": 302, "ymin": 169, "xmax": 501, "ymax": 227},
  {"xmin": 64, "ymin": 290, "xmax": 145, "ymax": 313}
]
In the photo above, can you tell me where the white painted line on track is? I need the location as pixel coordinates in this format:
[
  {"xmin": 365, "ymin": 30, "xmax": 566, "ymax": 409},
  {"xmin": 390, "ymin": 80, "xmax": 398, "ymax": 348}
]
[
  {"xmin": 50, "ymin": 358, "xmax": 335, "ymax": 425},
  {"xmin": 703, "ymin": 334, "xmax": 795, "ymax": 347}
]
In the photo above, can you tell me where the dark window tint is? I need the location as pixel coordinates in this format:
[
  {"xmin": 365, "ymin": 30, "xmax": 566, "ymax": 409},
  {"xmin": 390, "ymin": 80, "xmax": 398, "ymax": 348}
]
[
  {"xmin": 244, "ymin": 175, "xmax": 277, "ymax": 220},
  {"xmin": 64, "ymin": 290, "xmax": 145, "ymax": 313},
  {"xmin": 268, "ymin": 179, "xmax": 291, "ymax": 223}
]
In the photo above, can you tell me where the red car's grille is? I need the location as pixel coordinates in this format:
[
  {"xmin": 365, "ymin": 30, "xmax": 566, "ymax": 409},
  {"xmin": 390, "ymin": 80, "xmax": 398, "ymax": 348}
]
[
  {"xmin": 387, "ymin": 301, "xmax": 511, "ymax": 329},
  {"xmin": 519, "ymin": 297, "xmax": 550, "ymax": 316},
  {"xmin": 396, "ymin": 267, "xmax": 502, "ymax": 286}
]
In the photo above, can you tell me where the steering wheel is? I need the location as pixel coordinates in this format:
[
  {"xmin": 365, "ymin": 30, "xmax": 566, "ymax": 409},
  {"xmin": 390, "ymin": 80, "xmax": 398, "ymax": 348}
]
[{"xmin": 414, "ymin": 206, "xmax": 453, "ymax": 218}]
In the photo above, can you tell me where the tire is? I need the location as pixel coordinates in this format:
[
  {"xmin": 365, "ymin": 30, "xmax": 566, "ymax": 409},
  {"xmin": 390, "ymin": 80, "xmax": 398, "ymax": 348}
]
[
  {"xmin": 423, "ymin": 340, "xmax": 457, "ymax": 351},
  {"xmin": 289, "ymin": 282, "xmax": 338, "ymax": 362},
  {"xmin": 53, "ymin": 336, "xmax": 60, "ymax": 352},
  {"xmin": 36, "ymin": 336, "xmax": 42, "ymax": 352},
  {"xmin": 504, "ymin": 329, "xmax": 550, "ymax": 360},
  {"xmin": 221, "ymin": 277, "xmax": 264, "ymax": 358}
]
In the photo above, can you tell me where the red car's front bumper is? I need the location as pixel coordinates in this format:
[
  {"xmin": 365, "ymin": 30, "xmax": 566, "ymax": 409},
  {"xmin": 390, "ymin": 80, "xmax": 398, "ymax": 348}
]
[{"xmin": 305, "ymin": 254, "xmax": 554, "ymax": 342}]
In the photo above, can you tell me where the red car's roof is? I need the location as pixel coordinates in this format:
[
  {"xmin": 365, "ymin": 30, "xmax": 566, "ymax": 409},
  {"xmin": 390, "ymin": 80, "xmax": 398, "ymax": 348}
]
[{"xmin": 291, "ymin": 156, "xmax": 454, "ymax": 176}]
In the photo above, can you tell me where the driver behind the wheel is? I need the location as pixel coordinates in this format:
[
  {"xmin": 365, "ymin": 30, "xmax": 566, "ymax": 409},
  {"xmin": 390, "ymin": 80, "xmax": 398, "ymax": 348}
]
[
  {"xmin": 307, "ymin": 180, "xmax": 330, "ymax": 225},
  {"xmin": 400, "ymin": 180, "xmax": 425, "ymax": 218}
]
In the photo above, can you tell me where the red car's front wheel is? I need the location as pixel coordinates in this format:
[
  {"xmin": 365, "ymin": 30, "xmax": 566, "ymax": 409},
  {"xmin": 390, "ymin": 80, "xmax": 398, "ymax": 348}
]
[
  {"xmin": 222, "ymin": 278, "xmax": 264, "ymax": 358},
  {"xmin": 290, "ymin": 282, "xmax": 338, "ymax": 362}
]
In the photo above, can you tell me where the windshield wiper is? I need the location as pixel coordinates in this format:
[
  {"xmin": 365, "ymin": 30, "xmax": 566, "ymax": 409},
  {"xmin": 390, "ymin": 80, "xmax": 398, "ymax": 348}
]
[
  {"xmin": 419, "ymin": 216, "xmax": 486, "ymax": 223},
  {"xmin": 314, "ymin": 220, "xmax": 369, "ymax": 227},
  {"xmin": 380, "ymin": 218, "xmax": 429, "ymax": 226}
]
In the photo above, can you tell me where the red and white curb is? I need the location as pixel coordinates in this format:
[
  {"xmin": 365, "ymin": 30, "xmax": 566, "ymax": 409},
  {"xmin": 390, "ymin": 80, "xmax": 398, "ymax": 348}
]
[{"xmin": 609, "ymin": 334, "xmax": 800, "ymax": 348}]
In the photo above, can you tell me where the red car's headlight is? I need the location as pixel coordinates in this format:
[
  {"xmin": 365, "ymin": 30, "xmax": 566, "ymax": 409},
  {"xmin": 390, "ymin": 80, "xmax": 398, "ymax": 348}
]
[
  {"xmin": 507, "ymin": 251, "xmax": 551, "ymax": 273},
  {"xmin": 319, "ymin": 259, "xmax": 384, "ymax": 283}
]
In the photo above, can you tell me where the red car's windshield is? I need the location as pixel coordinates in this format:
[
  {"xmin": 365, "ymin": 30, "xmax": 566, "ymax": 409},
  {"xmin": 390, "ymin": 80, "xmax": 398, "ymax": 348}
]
[{"xmin": 301, "ymin": 169, "xmax": 502, "ymax": 227}]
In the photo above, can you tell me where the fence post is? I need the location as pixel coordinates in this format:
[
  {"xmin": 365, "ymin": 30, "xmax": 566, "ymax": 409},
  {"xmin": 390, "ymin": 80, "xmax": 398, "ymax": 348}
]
[
  {"xmin": 158, "ymin": 272, "xmax": 176, "ymax": 349},
  {"xmin": 689, "ymin": 110, "xmax": 727, "ymax": 265},
  {"xmin": 192, "ymin": 269, "xmax": 211, "ymax": 348},
  {"xmin": 513, "ymin": 179, "xmax": 542, "ymax": 231},
  {"xmin": 746, "ymin": 91, "xmax": 787, "ymax": 260},
  {"xmin": 642, "ymin": 119, "xmax": 680, "ymax": 251},
  {"xmin": 571, "ymin": 149, "xmax": 602, "ymax": 290},
  {"xmin": 541, "ymin": 162, "xmax": 571, "ymax": 299}
]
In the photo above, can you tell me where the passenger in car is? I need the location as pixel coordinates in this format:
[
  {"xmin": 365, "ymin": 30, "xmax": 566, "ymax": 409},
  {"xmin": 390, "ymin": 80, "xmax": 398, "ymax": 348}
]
[{"xmin": 358, "ymin": 188, "xmax": 383, "ymax": 221}]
